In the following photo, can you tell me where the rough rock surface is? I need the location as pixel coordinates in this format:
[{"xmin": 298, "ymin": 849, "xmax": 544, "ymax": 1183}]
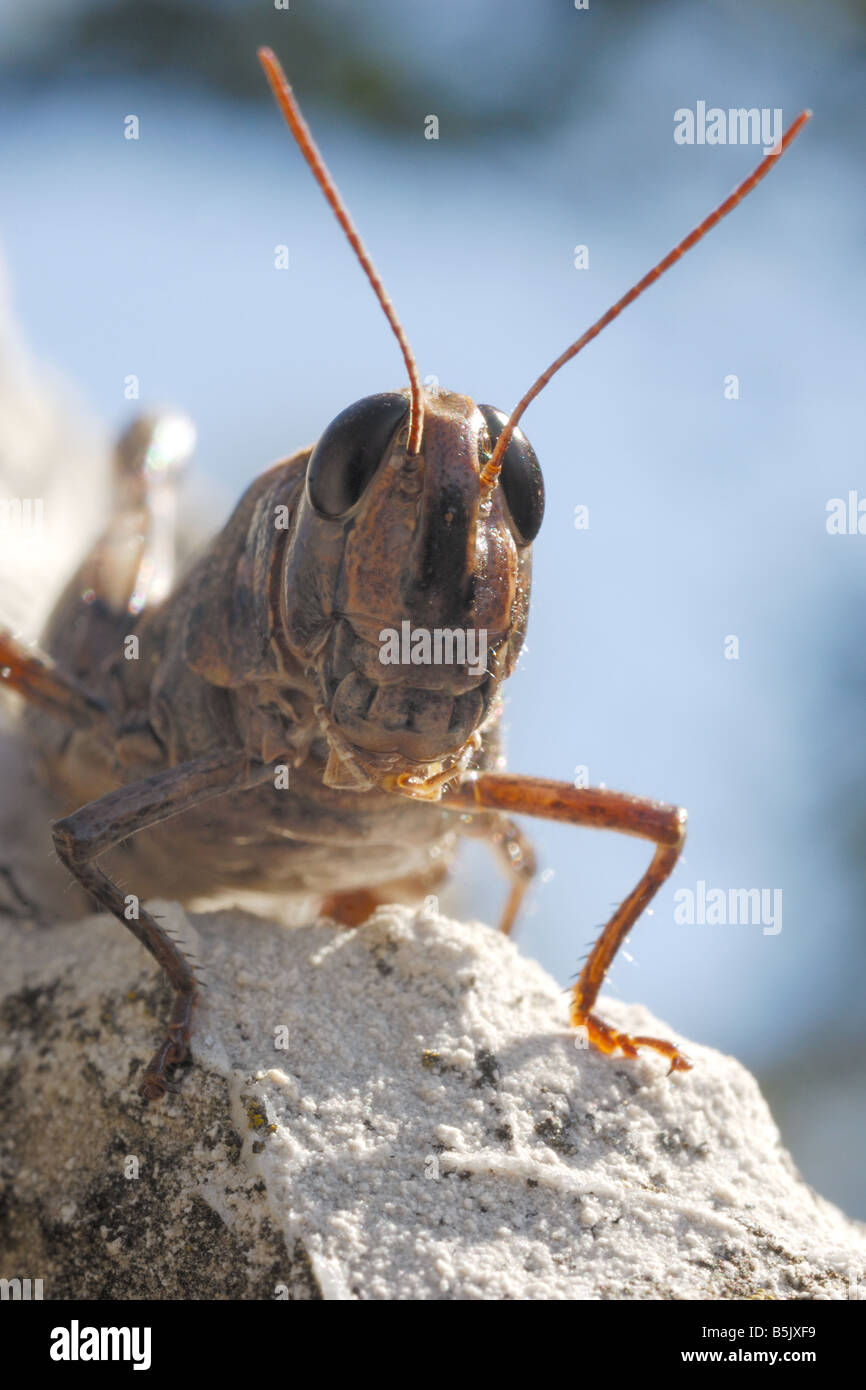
[{"xmin": 2, "ymin": 893, "xmax": 865, "ymax": 1301}]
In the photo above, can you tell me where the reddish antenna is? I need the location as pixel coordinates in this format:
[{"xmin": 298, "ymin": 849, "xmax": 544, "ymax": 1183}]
[
  {"xmin": 480, "ymin": 109, "xmax": 812, "ymax": 491},
  {"xmin": 258, "ymin": 47, "xmax": 425, "ymax": 455}
]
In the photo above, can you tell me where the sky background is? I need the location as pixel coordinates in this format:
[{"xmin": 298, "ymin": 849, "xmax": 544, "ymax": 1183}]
[{"xmin": 1, "ymin": 0, "xmax": 865, "ymax": 1216}]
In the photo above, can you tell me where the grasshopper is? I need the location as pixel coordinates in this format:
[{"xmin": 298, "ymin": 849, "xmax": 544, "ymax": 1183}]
[{"xmin": 0, "ymin": 50, "xmax": 810, "ymax": 1099}]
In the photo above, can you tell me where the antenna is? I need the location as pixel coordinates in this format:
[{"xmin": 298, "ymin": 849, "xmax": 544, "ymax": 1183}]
[
  {"xmin": 258, "ymin": 47, "xmax": 425, "ymax": 455},
  {"xmin": 480, "ymin": 110, "xmax": 812, "ymax": 491}
]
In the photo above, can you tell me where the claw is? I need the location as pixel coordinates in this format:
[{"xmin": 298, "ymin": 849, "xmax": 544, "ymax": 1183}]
[
  {"xmin": 165, "ymin": 1020, "xmax": 191, "ymax": 1065},
  {"xmin": 572, "ymin": 1009, "xmax": 692, "ymax": 1073},
  {"xmin": 139, "ymin": 1028, "xmax": 190, "ymax": 1102},
  {"xmin": 139, "ymin": 1071, "xmax": 169, "ymax": 1103}
]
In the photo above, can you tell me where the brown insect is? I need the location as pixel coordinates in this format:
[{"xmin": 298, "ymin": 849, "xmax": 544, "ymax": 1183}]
[{"xmin": 0, "ymin": 50, "xmax": 810, "ymax": 1099}]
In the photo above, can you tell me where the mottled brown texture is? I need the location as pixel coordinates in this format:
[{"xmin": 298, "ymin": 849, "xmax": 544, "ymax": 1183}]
[{"xmin": 3, "ymin": 383, "xmax": 692, "ymax": 1095}]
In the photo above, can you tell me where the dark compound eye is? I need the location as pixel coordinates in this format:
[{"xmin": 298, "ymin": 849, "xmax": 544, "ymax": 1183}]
[
  {"xmin": 306, "ymin": 392, "xmax": 409, "ymax": 518},
  {"xmin": 478, "ymin": 404, "xmax": 545, "ymax": 545}
]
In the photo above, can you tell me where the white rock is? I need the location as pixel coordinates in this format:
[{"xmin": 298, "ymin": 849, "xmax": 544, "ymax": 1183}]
[{"xmin": 2, "ymin": 891, "xmax": 865, "ymax": 1300}]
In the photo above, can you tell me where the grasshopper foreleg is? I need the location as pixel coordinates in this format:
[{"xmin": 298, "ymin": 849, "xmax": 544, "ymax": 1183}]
[
  {"xmin": 51, "ymin": 748, "xmax": 257, "ymax": 1099},
  {"xmin": 448, "ymin": 773, "xmax": 691, "ymax": 1072}
]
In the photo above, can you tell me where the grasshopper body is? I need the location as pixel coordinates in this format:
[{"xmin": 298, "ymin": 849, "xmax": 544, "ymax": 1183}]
[
  {"xmin": 0, "ymin": 51, "xmax": 809, "ymax": 1098},
  {"xmin": 28, "ymin": 396, "xmax": 520, "ymax": 908}
]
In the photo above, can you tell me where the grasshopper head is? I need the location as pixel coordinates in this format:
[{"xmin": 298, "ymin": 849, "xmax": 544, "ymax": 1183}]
[
  {"xmin": 257, "ymin": 51, "xmax": 549, "ymax": 794},
  {"xmin": 281, "ymin": 387, "xmax": 543, "ymax": 796},
  {"xmin": 259, "ymin": 46, "xmax": 811, "ymax": 795}
]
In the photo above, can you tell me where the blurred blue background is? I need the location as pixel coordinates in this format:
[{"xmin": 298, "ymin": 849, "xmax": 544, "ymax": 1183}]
[{"xmin": 1, "ymin": 0, "xmax": 864, "ymax": 1215}]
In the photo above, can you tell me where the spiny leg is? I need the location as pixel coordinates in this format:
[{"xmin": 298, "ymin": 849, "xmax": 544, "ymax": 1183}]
[
  {"xmin": 51, "ymin": 748, "xmax": 255, "ymax": 1100},
  {"xmin": 447, "ymin": 773, "xmax": 690, "ymax": 1071}
]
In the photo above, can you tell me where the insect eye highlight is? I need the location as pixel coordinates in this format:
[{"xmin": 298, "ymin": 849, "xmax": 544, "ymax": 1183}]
[
  {"xmin": 306, "ymin": 392, "xmax": 409, "ymax": 518},
  {"xmin": 477, "ymin": 404, "xmax": 545, "ymax": 545}
]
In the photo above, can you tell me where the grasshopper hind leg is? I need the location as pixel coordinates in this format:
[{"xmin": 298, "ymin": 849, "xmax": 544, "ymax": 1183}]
[
  {"xmin": 108, "ymin": 412, "xmax": 194, "ymax": 618},
  {"xmin": 41, "ymin": 413, "xmax": 194, "ymax": 683},
  {"xmin": 3, "ymin": 416, "xmax": 192, "ymax": 744}
]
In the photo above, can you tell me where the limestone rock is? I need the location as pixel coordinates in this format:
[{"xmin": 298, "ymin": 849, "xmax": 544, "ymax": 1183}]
[{"xmin": 2, "ymin": 897, "xmax": 864, "ymax": 1300}]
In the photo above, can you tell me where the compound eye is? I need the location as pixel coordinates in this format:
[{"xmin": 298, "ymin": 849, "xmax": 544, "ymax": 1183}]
[
  {"xmin": 478, "ymin": 404, "xmax": 545, "ymax": 545},
  {"xmin": 306, "ymin": 392, "xmax": 409, "ymax": 518}
]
